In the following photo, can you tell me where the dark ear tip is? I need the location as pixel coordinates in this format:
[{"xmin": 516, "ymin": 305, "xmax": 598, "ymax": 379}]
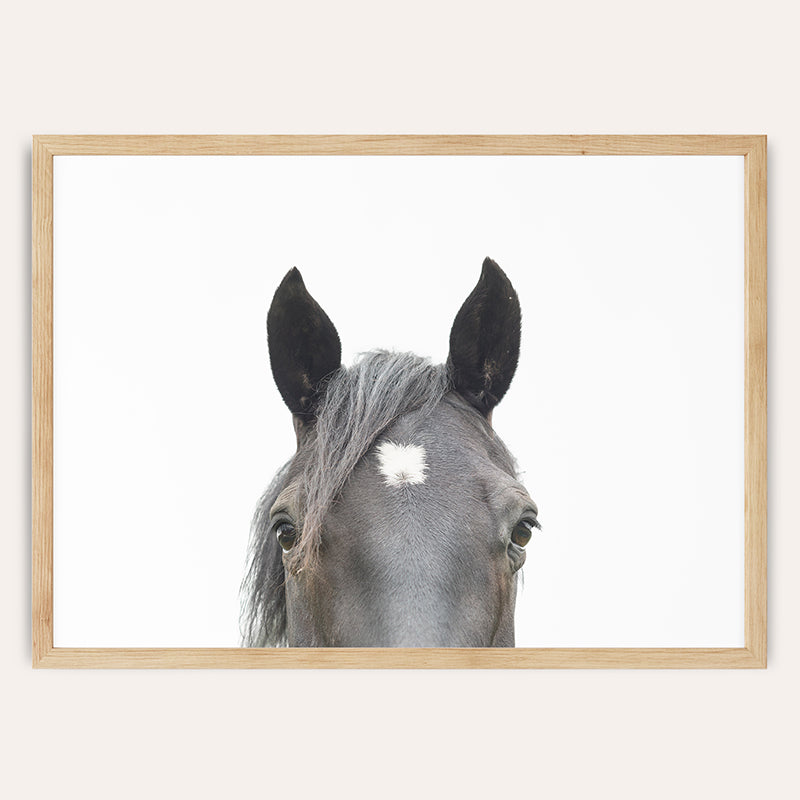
[
  {"xmin": 278, "ymin": 266, "xmax": 305, "ymax": 289},
  {"xmin": 270, "ymin": 269, "xmax": 309, "ymax": 311},
  {"xmin": 481, "ymin": 257, "xmax": 511, "ymax": 287},
  {"xmin": 478, "ymin": 258, "xmax": 518, "ymax": 308}
]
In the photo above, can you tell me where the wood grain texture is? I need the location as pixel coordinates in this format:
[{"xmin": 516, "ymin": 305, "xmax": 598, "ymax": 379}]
[
  {"xmin": 744, "ymin": 136, "xmax": 768, "ymax": 667},
  {"xmin": 33, "ymin": 647, "xmax": 763, "ymax": 669},
  {"xmin": 31, "ymin": 135, "xmax": 768, "ymax": 669},
  {"xmin": 34, "ymin": 134, "xmax": 762, "ymax": 156},
  {"xmin": 32, "ymin": 137, "xmax": 54, "ymax": 667}
]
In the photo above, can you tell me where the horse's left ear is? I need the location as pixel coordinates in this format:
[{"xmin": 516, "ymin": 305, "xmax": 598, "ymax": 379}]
[
  {"xmin": 447, "ymin": 257, "xmax": 521, "ymax": 417},
  {"xmin": 267, "ymin": 268, "xmax": 342, "ymax": 419}
]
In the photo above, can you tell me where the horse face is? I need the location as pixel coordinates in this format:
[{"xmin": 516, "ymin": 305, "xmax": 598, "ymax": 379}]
[
  {"xmin": 282, "ymin": 397, "xmax": 537, "ymax": 646},
  {"xmin": 249, "ymin": 258, "xmax": 536, "ymax": 647}
]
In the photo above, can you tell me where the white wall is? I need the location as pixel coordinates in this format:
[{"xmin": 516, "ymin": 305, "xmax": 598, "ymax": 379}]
[{"xmin": 2, "ymin": 2, "xmax": 796, "ymax": 798}]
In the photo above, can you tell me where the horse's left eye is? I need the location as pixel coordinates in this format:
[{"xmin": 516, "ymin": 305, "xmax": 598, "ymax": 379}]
[{"xmin": 511, "ymin": 519, "xmax": 537, "ymax": 547}]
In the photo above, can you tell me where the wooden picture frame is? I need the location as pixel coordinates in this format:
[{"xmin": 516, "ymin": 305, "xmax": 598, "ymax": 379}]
[{"xmin": 32, "ymin": 135, "xmax": 767, "ymax": 668}]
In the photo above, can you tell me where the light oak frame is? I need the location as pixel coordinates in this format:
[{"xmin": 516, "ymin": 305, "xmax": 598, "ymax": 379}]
[{"xmin": 32, "ymin": 135, "xmax": 767, "ymax": 668}]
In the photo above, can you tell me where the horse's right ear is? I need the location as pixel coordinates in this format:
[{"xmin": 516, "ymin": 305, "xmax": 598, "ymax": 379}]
[{"xmin": 267, "ymin": 268, "xmax": 342, "ymax": 419}]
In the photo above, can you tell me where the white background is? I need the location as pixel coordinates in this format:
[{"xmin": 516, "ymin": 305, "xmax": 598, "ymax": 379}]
[
  {"xmin": 3, "ymin": 2, "xmax": 798, "ymax": 799},
  {"xmin": 53, "ymin": 155, "xmax": 743, "ymax": 647}
]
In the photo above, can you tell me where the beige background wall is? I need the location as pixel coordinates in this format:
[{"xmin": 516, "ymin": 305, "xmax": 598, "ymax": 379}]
[{"xmin": 2, "ymin": 2, "xmax": 796, "ymax": 797}]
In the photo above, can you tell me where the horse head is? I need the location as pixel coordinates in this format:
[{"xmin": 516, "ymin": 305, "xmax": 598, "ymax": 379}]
[{"xmin": 242, "ymin": 258, "xmax": 539, "ymax": 647}]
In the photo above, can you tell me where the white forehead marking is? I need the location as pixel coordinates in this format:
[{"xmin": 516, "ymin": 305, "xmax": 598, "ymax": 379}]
[{"xmin": 375, "ymin": 441, "xmax": 427, "ymax": 486}]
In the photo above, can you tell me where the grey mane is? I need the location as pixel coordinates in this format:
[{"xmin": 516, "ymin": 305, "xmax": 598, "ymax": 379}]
[
  {"xmin": 240, "ymin": 350, "xmax": 453, "ymax": 646},
  {"xmin": 239, "ymin": 462, "xmax": 292, "ymax": 647}
]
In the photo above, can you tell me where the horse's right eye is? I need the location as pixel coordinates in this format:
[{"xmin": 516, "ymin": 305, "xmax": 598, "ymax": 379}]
[{"xmin": 276, "ymin": 522, "xmax": 297, "ymax": 551}]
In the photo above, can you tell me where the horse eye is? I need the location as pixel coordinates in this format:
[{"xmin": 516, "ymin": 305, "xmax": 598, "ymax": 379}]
[
  {"xmin": 511, "ymin": 519, "xmax": 536, "ymax": 548},
  {"xmin": 276, "ymin": 522, "xmax": 297, "ymax": 552}
]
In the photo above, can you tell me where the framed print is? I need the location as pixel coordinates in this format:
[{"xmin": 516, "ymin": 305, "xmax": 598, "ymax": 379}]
[{"xmin": 32, "ymin": 135, "xmax": 766, "ymax": 668}]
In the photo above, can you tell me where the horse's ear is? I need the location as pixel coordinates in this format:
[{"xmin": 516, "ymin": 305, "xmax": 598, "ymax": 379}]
[
  {"xmin": 267, "ymin": 268, "xmax": 342, "ymax": 418},
  {"xmin": 447, "ymin": 257, "xmax": 521, "ymax": 417}
]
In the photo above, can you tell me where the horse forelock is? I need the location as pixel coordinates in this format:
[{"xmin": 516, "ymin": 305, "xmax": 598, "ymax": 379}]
[{"xmin": 293, "ymin": 351, "xmax": 452, "ymax": 567}]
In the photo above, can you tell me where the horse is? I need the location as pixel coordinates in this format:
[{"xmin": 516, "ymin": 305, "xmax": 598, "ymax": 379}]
[{"xmin": 240, "ymin": 257, "xmax": 539, "ymax": 647}]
